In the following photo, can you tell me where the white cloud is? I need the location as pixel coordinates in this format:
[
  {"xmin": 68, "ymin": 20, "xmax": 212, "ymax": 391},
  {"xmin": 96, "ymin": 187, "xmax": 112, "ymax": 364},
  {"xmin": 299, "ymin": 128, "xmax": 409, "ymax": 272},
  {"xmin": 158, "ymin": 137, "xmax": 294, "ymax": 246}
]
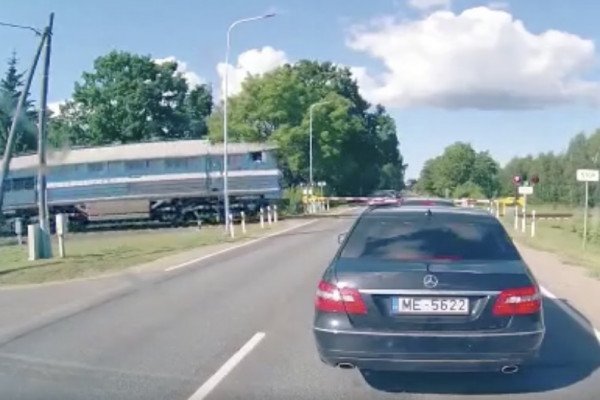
[
  {"xmin": 217, "ymin": 46, "xmax": 288, "ymax": 98},
  {"xmin": 154, "ymin": 56, "xmax": 204, "ymax": 88},
  {"xmin": 48, "ymin": 100, "xmax": 65, "ymax": 116},
  {"xmin": 407, "ymin": 0, "xmax": 451, "ymax": 11},
  {"xmin": 348, "ymin": 7, "xmax": 600, "ymax": 110}
]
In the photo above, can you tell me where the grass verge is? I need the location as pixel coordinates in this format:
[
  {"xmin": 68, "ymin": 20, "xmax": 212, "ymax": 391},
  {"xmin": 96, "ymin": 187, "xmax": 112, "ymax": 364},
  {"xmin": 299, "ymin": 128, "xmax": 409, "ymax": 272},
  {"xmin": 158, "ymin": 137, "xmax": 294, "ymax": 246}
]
[
  {"xmin": 0, "ymin": 223, "xmax": 281, "ymax": 285},
  {"xmin": 501, "ymin": 214, "xmax": 600, "ymax": 279}
]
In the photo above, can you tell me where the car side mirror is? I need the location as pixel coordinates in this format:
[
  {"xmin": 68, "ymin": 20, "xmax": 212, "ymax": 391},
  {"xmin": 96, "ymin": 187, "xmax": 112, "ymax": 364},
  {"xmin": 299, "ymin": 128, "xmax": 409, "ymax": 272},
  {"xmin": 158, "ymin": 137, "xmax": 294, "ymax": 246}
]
[{"xmin": 338, "ymin": 233, "xmax": 346, "ymax": 244}]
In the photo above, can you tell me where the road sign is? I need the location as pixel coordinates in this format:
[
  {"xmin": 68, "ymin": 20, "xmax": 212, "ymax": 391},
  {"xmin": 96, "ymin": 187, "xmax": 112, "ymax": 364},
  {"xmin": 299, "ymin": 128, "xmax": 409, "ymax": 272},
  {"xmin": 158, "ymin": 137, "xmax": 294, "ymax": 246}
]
[
  {"xmin": 518, "ymin": 186, "xmax": 533, "ymax": 195},
  {"xmin": 576, "ymin": 169, "xmax": 600, "ymax": 248},
  {"xmin": 576, "ymin": 169, "xmax": 600, "ymax": 182}
]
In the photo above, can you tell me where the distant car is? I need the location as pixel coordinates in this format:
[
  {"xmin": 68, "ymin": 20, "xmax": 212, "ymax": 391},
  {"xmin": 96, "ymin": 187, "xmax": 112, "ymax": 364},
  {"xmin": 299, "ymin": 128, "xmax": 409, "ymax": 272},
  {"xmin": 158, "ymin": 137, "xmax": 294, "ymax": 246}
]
[
  {"xmin": 367, "ymin": 190, "xmax": 399, "ymax": 206},
  {"xmin": 400, "ymin": 197, "xmax": 456, "ymax": 207},
  {"xmin": 313, "ymin": 205, "xmax": 544, "ymax": 373}
]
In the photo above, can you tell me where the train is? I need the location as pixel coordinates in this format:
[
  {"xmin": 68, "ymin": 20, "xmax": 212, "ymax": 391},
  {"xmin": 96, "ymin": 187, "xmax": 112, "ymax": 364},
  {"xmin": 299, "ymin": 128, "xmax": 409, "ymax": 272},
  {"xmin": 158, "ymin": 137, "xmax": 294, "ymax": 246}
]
[{"xmin": 1, "ymin": 140, "xmax": 282, "ymax": 229}]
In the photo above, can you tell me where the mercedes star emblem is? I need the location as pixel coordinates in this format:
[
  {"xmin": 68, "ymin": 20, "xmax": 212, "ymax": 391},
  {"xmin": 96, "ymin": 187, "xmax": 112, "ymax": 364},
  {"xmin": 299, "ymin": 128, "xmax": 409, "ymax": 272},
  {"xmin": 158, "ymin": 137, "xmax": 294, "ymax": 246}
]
[{"xmin": 423, "ymin": 274, "xmax": 439, "ymax": 289}]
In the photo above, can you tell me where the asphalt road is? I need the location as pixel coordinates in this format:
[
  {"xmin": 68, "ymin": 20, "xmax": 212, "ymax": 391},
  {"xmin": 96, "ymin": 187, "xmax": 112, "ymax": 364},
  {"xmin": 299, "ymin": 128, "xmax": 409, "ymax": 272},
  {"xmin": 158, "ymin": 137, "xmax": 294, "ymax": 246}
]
[{"xmin": 0, "ymin": 214, "xmax": 598, "ymax": 399}]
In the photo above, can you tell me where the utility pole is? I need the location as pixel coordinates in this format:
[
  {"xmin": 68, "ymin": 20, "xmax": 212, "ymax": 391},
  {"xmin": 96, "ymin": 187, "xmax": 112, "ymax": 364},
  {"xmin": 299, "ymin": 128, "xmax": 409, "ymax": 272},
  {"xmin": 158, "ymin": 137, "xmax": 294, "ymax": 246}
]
[
  {"xmin": 0, "ymin": 25, "xmax": 45, "ymax": 212},
  {"xmin": 37, "ymin": 13, "xmax": 54, "ymax": 258}
]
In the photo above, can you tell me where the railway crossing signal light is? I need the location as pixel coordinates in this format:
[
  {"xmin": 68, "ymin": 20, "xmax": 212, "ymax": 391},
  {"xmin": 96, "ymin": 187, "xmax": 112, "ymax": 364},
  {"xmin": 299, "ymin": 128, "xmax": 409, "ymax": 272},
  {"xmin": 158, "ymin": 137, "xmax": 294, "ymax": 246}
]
[
  {"xmin": 513, "ymin": 175, "xmax": 522, "ymax": 185},
  {"xmin": 531, "ymin": 175, "xmax": 540, "ymax": 184}
]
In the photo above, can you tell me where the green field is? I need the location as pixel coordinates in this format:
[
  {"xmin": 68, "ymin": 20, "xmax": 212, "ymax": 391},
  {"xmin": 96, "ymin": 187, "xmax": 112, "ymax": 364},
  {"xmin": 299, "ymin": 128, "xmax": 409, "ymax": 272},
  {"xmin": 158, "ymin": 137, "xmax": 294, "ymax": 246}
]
[
  {"xmin": 0, "ymin": 223, "xmax": 274, "ymax": 285},
  {"xmin": 501, "ymin": 206, "xmax": 600, "ymax": 279}
]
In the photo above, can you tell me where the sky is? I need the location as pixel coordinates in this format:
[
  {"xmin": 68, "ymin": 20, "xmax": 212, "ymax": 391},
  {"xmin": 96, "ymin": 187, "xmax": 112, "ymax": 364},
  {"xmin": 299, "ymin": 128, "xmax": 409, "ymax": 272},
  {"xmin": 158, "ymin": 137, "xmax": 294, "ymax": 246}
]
[{"xmin": 3, "ymin": 0, "xmax": 600, "ymax": 178}]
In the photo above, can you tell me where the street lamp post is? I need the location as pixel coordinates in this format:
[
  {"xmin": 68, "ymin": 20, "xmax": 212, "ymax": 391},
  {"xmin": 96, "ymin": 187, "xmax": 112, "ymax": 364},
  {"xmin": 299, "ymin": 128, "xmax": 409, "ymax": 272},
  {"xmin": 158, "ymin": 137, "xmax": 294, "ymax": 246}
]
[
  {"xmin": 308, "ymin": 101, "xmax": 330, "ymax": 189},
  {"xmin": 223, "ymin": 13, "xmax": 275, "ymax": 233}
]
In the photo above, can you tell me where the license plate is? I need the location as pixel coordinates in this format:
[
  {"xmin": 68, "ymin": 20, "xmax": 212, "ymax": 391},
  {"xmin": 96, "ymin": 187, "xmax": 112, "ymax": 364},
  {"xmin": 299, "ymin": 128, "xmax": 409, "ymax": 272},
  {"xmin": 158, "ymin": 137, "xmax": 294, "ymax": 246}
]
[{"xmin": 392, "ymin": 297, "xmax": 470, "ymax": 315}]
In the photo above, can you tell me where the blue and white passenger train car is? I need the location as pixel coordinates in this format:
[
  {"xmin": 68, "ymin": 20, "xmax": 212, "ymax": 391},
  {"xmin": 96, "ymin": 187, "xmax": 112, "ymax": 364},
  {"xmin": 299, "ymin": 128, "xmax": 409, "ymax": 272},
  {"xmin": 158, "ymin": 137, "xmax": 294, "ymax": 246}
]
[{"xmin": 2, "ymin": 140, "xmax": 281, "ymax": 224}]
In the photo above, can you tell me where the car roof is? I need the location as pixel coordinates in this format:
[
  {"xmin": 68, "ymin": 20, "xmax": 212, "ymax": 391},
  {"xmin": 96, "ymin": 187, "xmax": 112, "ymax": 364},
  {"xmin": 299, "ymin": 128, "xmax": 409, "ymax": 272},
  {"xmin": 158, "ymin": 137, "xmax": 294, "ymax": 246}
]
[{"xmin": 365, "ymin": 204, "xmax": 492, "ymax": 218}]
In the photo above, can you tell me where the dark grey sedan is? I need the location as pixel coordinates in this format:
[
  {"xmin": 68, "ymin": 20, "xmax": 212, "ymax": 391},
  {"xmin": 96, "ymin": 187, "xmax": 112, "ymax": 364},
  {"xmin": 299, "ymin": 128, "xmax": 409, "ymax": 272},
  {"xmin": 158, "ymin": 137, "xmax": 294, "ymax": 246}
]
[{"xmin": 313, "ymin": 205, "xmax": 545, "ymax": 373}]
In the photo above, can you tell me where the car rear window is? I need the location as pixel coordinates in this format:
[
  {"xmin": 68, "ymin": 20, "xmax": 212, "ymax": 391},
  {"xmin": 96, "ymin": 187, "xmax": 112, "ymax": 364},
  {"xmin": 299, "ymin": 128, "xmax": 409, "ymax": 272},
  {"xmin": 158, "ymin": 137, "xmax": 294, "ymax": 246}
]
[
  {"xmin": 401, "ymin": 199, "xmax": 455, "ymax": 207},
  {"xmin": 371, "ymin": 190, "xmax": 396, "ymax": 198},
  {"xmin": 340, "ymin": 213, "xmax": 520, "ymax": 261}
]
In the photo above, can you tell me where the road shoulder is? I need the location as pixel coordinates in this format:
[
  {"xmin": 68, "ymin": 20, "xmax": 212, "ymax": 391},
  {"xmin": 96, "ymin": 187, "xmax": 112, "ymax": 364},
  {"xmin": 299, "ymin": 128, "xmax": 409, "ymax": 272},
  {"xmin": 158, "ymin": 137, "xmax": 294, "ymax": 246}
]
[{"xmin": 518, "ymin": 243, "xmax": 600, "ymax": 334}]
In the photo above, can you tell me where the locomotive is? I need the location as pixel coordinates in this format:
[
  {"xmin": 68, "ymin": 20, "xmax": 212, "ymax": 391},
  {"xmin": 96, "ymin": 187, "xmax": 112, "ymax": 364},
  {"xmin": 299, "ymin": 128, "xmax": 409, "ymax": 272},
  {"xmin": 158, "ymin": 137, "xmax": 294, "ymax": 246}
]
[{"xmin": 2, "ymin": 140, "xmax": 282, "ymax": 228}]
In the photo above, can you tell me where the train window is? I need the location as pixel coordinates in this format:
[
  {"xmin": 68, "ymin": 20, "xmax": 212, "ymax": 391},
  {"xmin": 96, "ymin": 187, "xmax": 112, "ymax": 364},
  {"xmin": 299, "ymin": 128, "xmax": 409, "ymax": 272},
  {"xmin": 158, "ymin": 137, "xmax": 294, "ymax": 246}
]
[
  {"xmin": 12, "ymin": 177, "xmax": 34, "ymax": 191},
  {"xmin": 228, "ymin": 154, "xmax": 243, "ymax": 169},
  {"xmin": 3, "ymin": 179, "xmax": 11, "ymax": 192},
  {"xmin": 87, "ymin": 163, "xmax": 105, "ymax": 173},
  {"xmin": 125, "ymin": 160, "xmax": 150, "ymax": 171},
  {"xmin": 250, "ymin": 151, "xmax": 264, "ymax": 163},
  {"xmin": 209, "ymin": 157, "xmax": 221, "ymax": 171},
  {"xmin": 165, "ymin": 158, "xmax": 189, "ymax": 169}
]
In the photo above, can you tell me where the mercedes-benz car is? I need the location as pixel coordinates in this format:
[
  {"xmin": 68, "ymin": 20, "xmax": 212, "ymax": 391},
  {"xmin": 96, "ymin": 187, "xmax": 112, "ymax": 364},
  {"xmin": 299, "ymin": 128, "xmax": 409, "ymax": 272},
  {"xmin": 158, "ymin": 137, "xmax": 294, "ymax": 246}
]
[{"xmin": 313, "ymin": 205, "xmax": 544, "ymax": 373}]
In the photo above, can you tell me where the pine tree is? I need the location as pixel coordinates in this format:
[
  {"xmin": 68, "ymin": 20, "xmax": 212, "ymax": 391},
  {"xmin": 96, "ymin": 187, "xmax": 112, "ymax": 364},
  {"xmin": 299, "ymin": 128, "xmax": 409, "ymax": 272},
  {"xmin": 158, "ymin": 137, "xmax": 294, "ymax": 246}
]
[{"xmin": 0, "ymin": 51, "xmax": 37, "ymax": 155}]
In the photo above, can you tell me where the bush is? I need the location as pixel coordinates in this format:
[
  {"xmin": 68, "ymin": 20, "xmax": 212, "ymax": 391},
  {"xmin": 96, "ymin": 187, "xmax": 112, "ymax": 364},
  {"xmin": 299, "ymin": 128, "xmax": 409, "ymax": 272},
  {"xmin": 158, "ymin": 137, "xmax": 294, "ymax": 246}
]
[
  {"xmin": 453, "ymin": 181, "xmax": 485, "ymax": 199},
  {"xmin": 282, "ymin": 187, "xmax": 304, "ymax": 216}
]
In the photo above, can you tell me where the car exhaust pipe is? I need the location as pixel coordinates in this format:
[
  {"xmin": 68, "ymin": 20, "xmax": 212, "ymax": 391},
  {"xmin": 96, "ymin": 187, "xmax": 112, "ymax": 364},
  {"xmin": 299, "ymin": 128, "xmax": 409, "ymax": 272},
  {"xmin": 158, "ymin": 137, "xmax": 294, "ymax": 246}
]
[
  {"xmin": 501, "ymin": 365, "xmax": 519, "ymax": 374},
  {"xmin": 337, "ymin": 363, "xmax": 356, "ymax": 370}
]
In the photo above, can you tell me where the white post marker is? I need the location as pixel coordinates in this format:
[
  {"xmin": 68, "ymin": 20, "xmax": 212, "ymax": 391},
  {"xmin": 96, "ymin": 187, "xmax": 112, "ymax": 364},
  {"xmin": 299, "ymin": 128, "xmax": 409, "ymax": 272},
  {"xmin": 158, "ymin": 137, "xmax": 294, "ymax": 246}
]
[
  {"xmin": 267, "ymin": 205, "xmax": 272, "ymax": 225},
  {"xmin": 576, "ymin": 169, "xmax": 599, "ymax": 249},
  {"xmin": 56, "ymin": 213, "xmax": 68, "ymax": 258},
  {"xmin": 27, "ymin": 224, "xmax": 40, "ymax": 261},
  {"xmin": 495, "ymin": 201, "xmax": 500, "ymax": 219},
  {"xmin": 259, "ymin": 207, "xmax": 265, "ymax": 229},
  {"xmin": 228, "ymin": 213, "xmax": 234, "ymax": 239},
  {"xmin": 273, "ymin": 205, "xmax": 278, "ymax": 223},
  {"xmin": 531, "ymin": 210, "xmax": 536, "ymax": 238},
  {"xmin": 240, "ymin": 211, "xmax": 246, "ymax": 234},
  {"xmin": 14, "ymin": 218, "xmax": 23, "ymax": 245},
  {"xmin": 514, "ymin": 205, "xmax": 519, "ymax": 231},
  {"xmin": 517, "ymin": 186, "xmax": 533, "ymax": 234}
]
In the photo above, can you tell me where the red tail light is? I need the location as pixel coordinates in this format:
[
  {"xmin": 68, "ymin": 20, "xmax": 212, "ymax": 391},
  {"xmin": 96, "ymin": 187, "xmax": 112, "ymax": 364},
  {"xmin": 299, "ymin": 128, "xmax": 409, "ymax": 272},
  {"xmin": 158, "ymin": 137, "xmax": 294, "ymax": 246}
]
[
  {"xmin": 493, "ymin": 286, "xmax": 541, "ymax": 316},
  {"xmin": 315, "ymin": 280, "xmax": 367, "ymax": 315}
]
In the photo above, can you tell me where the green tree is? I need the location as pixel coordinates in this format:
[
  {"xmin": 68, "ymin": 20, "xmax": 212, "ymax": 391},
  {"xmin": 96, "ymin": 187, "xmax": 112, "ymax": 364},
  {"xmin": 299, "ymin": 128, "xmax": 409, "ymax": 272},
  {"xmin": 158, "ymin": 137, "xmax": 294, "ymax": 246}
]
[
  {"xmin": 417, "ymin": 142, "xmax": 500, "ymax": 199},
  {"xmin": 49, "ymin": 51, "xmax": 212, "ymax": 146},
  {"xmin": 499, "ymin": 129, "xmax": 600, "ymax": 206},
  {"xmin": 208, "ymin": 61, "xmax": 404, "ymax": 195},
  {"xmin": 472, "ymin": 151, "xmax": 500, "ymax": 198},
  {"xmin": 0, "ymin": 52, "xmax": 37, "ymax": 154},
  {"xmin": 185, "ymin": 85, "xmax": 213, "ymax": 138}
]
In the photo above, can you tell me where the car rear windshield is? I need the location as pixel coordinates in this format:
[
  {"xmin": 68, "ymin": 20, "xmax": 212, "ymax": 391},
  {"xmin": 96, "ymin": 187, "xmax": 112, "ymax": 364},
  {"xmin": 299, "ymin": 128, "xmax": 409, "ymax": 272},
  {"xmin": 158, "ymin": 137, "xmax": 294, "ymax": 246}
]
[
  {"xmin": 401, "ymin": 199, "xmax": 455, "ymax": 207},
  {"xmin": 340, "ymin": 212, "xmax": 520, "ymax": 261},
  {"xmin": 372, "ymin": 190, "xmax": 396, "ymax": 198}
]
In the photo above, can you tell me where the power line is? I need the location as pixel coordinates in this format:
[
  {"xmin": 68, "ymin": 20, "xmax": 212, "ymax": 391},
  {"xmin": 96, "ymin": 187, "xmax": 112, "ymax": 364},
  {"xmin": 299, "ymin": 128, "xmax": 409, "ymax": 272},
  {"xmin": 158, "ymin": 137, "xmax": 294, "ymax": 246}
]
[{"xmin": 0, "ymin": 21, "xmax": 42, "ymax": 36}]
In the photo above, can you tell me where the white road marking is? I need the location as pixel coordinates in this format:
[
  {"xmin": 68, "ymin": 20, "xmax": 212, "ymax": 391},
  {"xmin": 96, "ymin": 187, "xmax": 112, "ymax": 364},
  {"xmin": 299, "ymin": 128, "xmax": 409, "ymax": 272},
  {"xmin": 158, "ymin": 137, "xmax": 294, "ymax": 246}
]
[
  {"xmin": 165, "ymin": 219, "xmax": 317, "ymax": 272},
  {"xmin": 188, "ymin": 332, "xmax": 266, "ymax": 400},
  {"xmin": 540, "ymin": 286, "xmax": 600, "ymax": 344},
  {"xmin": 539, "ymin": 286, "xmax": 557, "ymax": 299}
]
